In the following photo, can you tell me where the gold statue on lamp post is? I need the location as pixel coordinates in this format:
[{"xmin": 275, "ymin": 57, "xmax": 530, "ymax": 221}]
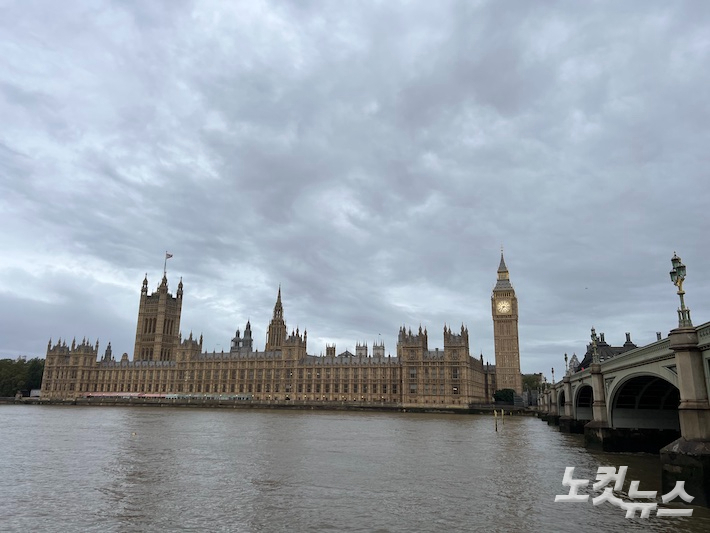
[{"xmin": 670, "ymin": 252, "xmax": 692, "ymax": 328}]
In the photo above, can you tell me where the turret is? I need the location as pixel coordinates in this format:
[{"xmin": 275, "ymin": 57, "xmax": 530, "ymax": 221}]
[
  {"xmin": 231, "ymin": 321, "xmax": 254, "ymax": 354},
  {"xmin": 282, "ymin": 325, "xmax": 307, "ymax": 360},
  {"xmin": 231, "ymin": 329, "xmax": 241, "ymax": 350},
  {"xmin": 397, "ymin": 325, "xmax": 428, "ymax": 360},
  {"xmin": 444, "ymin": 323, "xmax": 469, "ymax": 350},
  {"xmin": 356, "ymin": 342, "xmax": 368, "ymax": 357},
  {"xmin": 373, "ymin": 340, "xmax": 385, "ymax": 358}
]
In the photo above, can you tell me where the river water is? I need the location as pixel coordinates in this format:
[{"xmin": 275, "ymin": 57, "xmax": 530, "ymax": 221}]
[{"xmin": 0, "ymin": 405, "xmax": 708, "ymax": 532}]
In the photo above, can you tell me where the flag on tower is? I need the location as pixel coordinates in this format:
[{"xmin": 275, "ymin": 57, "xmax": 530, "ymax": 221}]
[{"xmin": 163, "ymin": 252, "xmax": 173, "ymax": 276}]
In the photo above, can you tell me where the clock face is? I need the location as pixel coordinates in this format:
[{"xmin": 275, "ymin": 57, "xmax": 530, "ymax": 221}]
[{"xmin": 496, "ymin": 300, "xmax": 512, "ymax": 314}]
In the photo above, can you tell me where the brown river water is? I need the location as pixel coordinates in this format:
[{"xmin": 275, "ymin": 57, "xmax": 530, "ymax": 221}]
[{"xmin": 0, "ymin": 405, "xmax": 708, "ymax": 532}]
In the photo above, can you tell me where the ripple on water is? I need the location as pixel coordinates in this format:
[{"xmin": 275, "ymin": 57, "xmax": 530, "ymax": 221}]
[{"xmin": 1, "ymin": 406, "xmax": 709, "ymax": 532}]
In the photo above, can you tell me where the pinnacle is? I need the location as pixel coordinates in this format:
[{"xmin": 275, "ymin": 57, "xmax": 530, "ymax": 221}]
[{"xmin": 497, "ymin": 252, "xmax": 508, "ymax": 273}]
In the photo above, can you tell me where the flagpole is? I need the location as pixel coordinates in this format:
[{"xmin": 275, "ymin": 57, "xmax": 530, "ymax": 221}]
[{"xmin": 164, "ymin": 251, "xmax": 173, "ymax": 277}]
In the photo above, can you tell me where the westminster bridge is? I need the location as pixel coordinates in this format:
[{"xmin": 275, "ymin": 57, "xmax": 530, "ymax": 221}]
[
  {"xmin": 539, "ymin": 322, "xmax": 710, "ymax": 505},
  {"xmin": 538, "ymin": 253, "xmax": 710, "ymax": 505}
]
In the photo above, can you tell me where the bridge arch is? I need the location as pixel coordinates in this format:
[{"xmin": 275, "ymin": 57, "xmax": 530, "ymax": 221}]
[
  {"xmin": 574, "ymin": 384, "xmax": 593, "ymax": 422},
  {"xmin": 608, "ymin": 373, "xmax": 680, "ymax": 430},
  {"xmin": 557, "ymin": 389, "xmax": 565, "ymax": 414}
]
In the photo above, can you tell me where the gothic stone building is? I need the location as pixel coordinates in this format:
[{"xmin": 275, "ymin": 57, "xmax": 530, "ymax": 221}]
[
  {"xmin": 491, "ymin": 253, "xmax": 522, "ymax": 395},
  {"xmin": 41, "ymin": 260, "xmax": 519, "ymax": 407}
]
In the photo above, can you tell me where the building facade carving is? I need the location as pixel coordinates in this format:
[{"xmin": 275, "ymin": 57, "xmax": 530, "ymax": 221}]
[{"xmin": 41, "ymin": 261, "xmax": 514, "ymax": 407}]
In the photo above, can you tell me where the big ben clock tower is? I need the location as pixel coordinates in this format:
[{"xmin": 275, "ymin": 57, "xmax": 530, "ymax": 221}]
[{"xmin": 492, "ymin": 252, "xmax": 522, "ymax": 395}]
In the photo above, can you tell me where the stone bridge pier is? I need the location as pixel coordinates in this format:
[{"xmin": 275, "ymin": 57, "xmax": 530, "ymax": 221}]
[
  {"xmin": 538, "ymin": 317, "xmax": 710, "ymax": 505},
  {"xmin": 660, "ymin": 326, "xmax": 710, "ymax": 507},
  {"xmin": 547, "ymin": 384, "xmax": 559, "ymax": 426}
]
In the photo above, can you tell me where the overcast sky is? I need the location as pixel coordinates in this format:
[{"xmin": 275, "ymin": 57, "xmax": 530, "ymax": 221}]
[{"xmin": 1, "ymin": 0, "xmax": 709, "ymax": 381}]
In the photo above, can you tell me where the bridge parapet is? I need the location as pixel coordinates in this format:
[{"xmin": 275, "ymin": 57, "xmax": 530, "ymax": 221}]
[
  {"xmin": 697, "ymin": 321, "xmax": 710, "ymax": 349},
  {"xmin": 599, "ymin": 337, "xmax": 672, "ymax": 372}
]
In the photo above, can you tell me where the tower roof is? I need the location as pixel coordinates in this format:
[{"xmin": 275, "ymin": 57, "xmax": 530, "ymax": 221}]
[
  {"xmin": 494, "ymin": 252, "xmax": 513, "ymax": 291},
  {"xmin": 497, "ymin": 252, "xmax": 508, "ymax": 273}
]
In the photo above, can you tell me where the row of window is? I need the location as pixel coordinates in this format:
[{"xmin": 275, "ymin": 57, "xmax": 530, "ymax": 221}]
[
  {"xmin": 89, "ymin": 369, "xmax": 405, "ymax": 381},
  {"xmin": 409, "ymin": 384, "xmax": 460, "ymax": 395},
  {"xmin": 409, "ymin": 368, "xmax": 459, "ymax": 379},
  {"xmin": 83, "ymin": 368, "xmax": 460, "ymax": 381},
  {"xmin": 140, "ymin": 317, "xmax": 177, "ymax": 336},
  {"xmin": 51, "ymin": 379, "xmax": 406, "ymax": 394},
  {"xmin": 52, "ymin": 382, "xmax": 461, "ymax": 397}
]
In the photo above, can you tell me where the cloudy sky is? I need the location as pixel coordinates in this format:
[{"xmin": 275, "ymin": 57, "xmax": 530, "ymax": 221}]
[{"xmin": 2, "ymin": 0, "xmax": 708, "ymax": 380}]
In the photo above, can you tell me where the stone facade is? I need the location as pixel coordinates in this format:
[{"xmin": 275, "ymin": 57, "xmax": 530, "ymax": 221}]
[
  {"xmin": 41, "ymin": 266, "xmax": 508, "ymax": 408},
  {"xmin": 491, "ymin": 253, "xmax": 523, "ymax": 394}
]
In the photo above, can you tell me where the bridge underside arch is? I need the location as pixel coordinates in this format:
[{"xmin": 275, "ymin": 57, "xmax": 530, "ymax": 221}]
[
  {"xmin": 611, "ymin": 375, "xmax": 680, "ymax": 430},
  {"xmin": 557, "ymin": 390, "xmax": 565, "ymax": 413},
  {"xmin": 575, "ymin": 385, "xmax": 593, "ymax": 421}
]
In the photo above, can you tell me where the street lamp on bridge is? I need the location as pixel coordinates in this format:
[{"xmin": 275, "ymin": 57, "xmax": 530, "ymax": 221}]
[
  {"xmin": 591, "ymin": 327, "xmax": 599, "ymax": 364},
  {"xmin": 670, "ymin": 252, "xmax": 693, "ymax": 328}
]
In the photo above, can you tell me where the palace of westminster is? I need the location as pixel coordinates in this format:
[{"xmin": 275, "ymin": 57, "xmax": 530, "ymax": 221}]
[{"xmin": 40, "ymin": 255, "xmax": 523, "ymax": 406}]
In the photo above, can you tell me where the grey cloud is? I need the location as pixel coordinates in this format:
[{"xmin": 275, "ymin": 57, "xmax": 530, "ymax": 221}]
[{"xmin": 1, "ymin": 0, "xmax": 709, "ymax": 378}]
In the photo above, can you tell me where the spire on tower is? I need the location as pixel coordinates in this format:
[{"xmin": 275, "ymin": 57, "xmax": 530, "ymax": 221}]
[
  {"xmin": 498, "ymin": 251, "xmax": 508, "ymax": 273},
  {"xmin": 273, "ymin": 285, "xmax": 284, "ymax": 319},
  {"xmin": 494, "ymin": 251, "xmax": 513, "ymax": 290},
  {"xmin": 266, "ymin": 286, "xmax": 287, "ymax": 351}
]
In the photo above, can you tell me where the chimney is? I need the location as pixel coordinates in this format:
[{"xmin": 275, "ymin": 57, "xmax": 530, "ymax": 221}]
[
  {"xmin": 600, "ymin": 332, "xmax": 605, "ymax": 343},
  {"xmin": 625, "ymin": 332, "xmax": 631, "ymax": 343},
  {"xmin": 656, "ymin": 332, "xmax": 662, "ymax": 341}
]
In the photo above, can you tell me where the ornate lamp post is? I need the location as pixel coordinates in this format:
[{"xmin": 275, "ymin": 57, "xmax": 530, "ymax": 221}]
[
  {"xmin": 661, "ymin": 252, "xmax": 710, "ymax": 506},
  {"xmin": 670, "ymin": 252, "xmax": 692, "ymax": 328},
  {"xmin": 564, "ymin": 353, "xmax": 568, "ymax": 375},
  {"xmin": 591, "ymin": 327, "xmax": 600, "ymax": 364}
]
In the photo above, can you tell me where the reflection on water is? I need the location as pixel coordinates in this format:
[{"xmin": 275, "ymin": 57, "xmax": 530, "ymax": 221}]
[{"xmin": 0, "ymin": 406, "xmax": 708, "ymax": 532}]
